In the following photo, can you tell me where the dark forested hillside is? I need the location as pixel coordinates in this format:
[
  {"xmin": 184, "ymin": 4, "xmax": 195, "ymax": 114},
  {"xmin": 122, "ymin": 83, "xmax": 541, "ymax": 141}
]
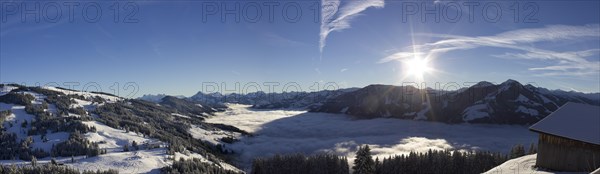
[
  {"xmin": 313, "ymin": 79, "xmax": 600, "ymax": 124},
  {"xmin": 93, "ymin": 99, "xmax": 243, "ymax": 164},
  {"xmin": 0, "ymin": 87, "xmax": 100, "ymax": 161}
]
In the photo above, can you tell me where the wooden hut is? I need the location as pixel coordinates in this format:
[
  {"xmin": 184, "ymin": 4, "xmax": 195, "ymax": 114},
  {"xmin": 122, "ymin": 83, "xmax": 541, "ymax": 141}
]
[{"xmin": 529, "ymin": 102, "xmax": 600, "ymax": 172}]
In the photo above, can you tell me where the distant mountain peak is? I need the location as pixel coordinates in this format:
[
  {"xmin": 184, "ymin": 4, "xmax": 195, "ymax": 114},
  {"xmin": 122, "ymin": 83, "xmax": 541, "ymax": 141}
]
[
  {"xmin": 501, "ymin": 79, "xmax": 521, "ymax": 85},
  {"xmin": 473, "ymin": 81, "xmax": 495, "ymax": 87},
  {"xmin": 138, "ymin": 94, "xmax": 186, "ymax": 102}
]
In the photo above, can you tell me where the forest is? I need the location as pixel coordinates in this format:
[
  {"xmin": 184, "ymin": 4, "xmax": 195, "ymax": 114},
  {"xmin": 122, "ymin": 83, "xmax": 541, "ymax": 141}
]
[
  {"xmin": 0, "ymin": 163, "xmax": 118, "ymax": 174},
  {"xmin": 161, "ymin": 158, "xmax": 242, "ymax": 174},
  {"xmin": 0, "ymin": 88, "xmax": 100, "ymax": 161},
  {"xmin": 250, "ymin": 144, "xmax": 535, "ymax": 174}
]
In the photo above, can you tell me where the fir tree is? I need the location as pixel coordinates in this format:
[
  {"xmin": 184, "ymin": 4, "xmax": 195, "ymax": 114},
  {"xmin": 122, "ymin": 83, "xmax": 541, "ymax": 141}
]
[
  {"xmin": 353, "ymin": 145, "xmax": 375, "ymax": 174},
  {"xmin": 132, "ymin": 141, "xmax": 139, "ymax": 151},
  {"xmin": 528, "ymin": 143, "xmax": 537, "ymax": 154},
  {"xmin": 30, "ymin": 156, "xmax": 37, "ymax": 167},
  {"xmin": 510, "ymin": 144, "xmax": 525, "ymax": 158}
]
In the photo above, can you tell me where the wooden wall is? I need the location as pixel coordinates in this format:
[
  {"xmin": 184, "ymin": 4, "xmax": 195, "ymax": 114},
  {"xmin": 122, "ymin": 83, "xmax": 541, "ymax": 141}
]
[{"xmin": 536, "ymin": 133, "xmax": 600, "ymax": 172}]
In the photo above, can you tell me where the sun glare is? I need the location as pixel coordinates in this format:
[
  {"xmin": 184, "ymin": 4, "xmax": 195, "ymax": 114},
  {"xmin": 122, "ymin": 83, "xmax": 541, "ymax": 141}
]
[{"xmin": 404, "ymin": 56, "xmax": 433, "ymax": 81}]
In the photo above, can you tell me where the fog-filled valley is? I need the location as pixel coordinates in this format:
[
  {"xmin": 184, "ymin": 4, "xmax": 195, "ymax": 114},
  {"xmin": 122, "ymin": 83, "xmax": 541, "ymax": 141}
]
[{"xmin": 205, "ymin": 104, "xmax": 537, "ymax": 170}]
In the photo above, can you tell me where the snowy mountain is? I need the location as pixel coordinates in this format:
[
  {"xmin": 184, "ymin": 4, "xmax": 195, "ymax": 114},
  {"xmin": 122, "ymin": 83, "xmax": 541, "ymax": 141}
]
[
  {"xmin": 312, "ymin": 79, "xmax": 600, "ymax": 124},
  {"xmin": 137, "ymin": 79, "xmax": 599, "ymax": 125},
  {"xmin": 159, "ymin": 96, "xmax": 221, "ymax": 117},
  {"xmin": 138, "ymin": 94, "xmax": 186, "ymax": 103},
  {"xmin": 186, "ymin": 88, "xmax": 360, "ymax": 109},
  {"xmin": 0, "ymin": 84, "xmax": 242, "ymax": 173}
]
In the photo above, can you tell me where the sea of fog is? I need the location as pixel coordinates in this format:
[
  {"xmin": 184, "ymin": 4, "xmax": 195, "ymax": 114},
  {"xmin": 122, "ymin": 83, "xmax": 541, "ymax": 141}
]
[{"xmin": 205, "ymin": 104, "xmax": 537, "ymax": 170}]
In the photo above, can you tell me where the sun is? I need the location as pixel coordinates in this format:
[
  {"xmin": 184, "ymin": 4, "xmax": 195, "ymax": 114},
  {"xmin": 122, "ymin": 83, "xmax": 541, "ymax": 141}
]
[{"xmin": 403, "ymin": 56, "xmax": 433, "ymax": 81}]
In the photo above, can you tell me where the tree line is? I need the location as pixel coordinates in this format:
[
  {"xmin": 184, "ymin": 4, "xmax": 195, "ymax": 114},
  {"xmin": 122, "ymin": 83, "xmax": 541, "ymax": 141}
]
[
  {"xmin": 161, "ymin": 158, "xmax": 241, "ymax": 174},
  {"xmin": 0, "ymin": 163, "xmax": 118, "ymax": 174},
  {"xmin": 251, "ymin": 144, "xmax": 536, "ymax": 174},
  {"xmin": 251, "ymin": 153, "xmax": 349, "ymax": 174}
]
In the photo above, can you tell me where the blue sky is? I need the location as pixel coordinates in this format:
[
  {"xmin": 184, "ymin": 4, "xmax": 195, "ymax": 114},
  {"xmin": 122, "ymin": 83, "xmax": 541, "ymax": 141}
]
[{"xmin": 1, "ymin": 0, "xmax": 599, "ymax": 97}]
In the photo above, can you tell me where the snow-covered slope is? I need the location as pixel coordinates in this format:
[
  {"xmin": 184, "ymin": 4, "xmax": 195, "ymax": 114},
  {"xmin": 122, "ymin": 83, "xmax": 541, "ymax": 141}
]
[
  {"xmin": 485, "ymin": 154, "xmax": 587, "ymax": 174},
  {"xmin": 43, "ymin": 86, "xmax": 122, "ymax": 102},
  {"xmin": 68, "ymin": 148, "xmax": 169, "ymax": 174},
  {"xmin": 83, "ymin": 121, "xmax": 161, "ymax": 151},
  {"xmin": 0, "ymin": 118, "xmax": 242, "ymax": 174},
  {"xmin": 189, "ymin": 124, "xmax": 242, "ymax": 146},
  {"xmin": 75, "ymin": 121, "xmax": 243, "ymax": 173},
  {"xmin": 0, "ymin": 90, "xmax": 70, "ymax": 148},
  {"xmin": 0, "ymin": 85, "xmax": 19, "ymax": 96},
  {"xmin": 0, "ymin": 85, "xmax": 242, "ymax": 173},
  {"xmin": 1, "ymin": 103, "xmax": 35, "ymax": 139}
]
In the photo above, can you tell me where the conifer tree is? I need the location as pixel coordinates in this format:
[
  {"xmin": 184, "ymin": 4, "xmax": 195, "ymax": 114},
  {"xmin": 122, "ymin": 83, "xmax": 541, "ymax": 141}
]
[
  {"xmin": 528, "ymin": 143, "xmax": 537, "ymax": 154},
  {"xmin": 353, "ymin": 145, "xmax": 375, "ymax": 174},
  {"xmin": 510, "ymin": 144, "xmax": 525, "ymax": 158},
  {"xmin": 132, "ymin": 141, "xmax": 139, "ymax": 151},
  {"xmin": 30, "ymin": 156, "xmax": 37, "ymax": 167}
]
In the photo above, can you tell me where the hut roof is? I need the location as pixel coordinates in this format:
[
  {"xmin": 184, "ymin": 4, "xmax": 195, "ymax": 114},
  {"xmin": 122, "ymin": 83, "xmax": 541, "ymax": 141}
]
[{"xmin": 529, "ymin": 102, "xmax": 600, "ymax": 145}]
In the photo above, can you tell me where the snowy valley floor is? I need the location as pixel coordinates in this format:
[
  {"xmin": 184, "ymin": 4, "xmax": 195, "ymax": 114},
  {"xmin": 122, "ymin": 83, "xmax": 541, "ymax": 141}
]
[{"xmin": 206, "ymin": 104, "xmax": 538, "ymax": 170}]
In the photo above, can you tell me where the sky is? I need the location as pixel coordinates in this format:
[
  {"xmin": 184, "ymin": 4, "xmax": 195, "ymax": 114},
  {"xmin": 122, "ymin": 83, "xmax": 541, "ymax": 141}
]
[{"xmin": 1, "ymin": 0, "xmax": 599, "ymax": 98}]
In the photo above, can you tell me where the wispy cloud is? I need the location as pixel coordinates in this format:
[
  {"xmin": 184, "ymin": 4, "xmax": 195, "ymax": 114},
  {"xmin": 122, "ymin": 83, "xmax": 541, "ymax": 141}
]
[
  {"xmin": 262, "ymin": 32, "xmax": 308, "ymax": 47},
  {"xmin": 320, "ymin": 0, "xmax": 384, "ymax": 54},
  {"xmin": 377, "ymin": 52, "xmax": 425, "ymax": 63},
  {"xmin": 494, "ymin": 49, "xmax": 600, "ymax": 76},
  {"xmin": 379, "ymin": 24, "xmax": 600, "ymax": 77}
]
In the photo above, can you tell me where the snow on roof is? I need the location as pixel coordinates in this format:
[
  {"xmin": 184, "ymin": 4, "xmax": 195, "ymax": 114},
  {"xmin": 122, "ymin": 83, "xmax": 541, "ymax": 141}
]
[{"xmin": 529, "ymin": 102, "xmax": 600, "ymax": 145}]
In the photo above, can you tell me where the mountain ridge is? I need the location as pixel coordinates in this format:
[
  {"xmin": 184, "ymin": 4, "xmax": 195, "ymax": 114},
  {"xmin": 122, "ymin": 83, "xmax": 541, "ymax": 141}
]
[
  {"xmin": 136, "ymin": 79, "xmax": 599, "ymax": 125},
  {"xmin": 313, "ymin": 79, "xmax": 599, "ymax": 124}
]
